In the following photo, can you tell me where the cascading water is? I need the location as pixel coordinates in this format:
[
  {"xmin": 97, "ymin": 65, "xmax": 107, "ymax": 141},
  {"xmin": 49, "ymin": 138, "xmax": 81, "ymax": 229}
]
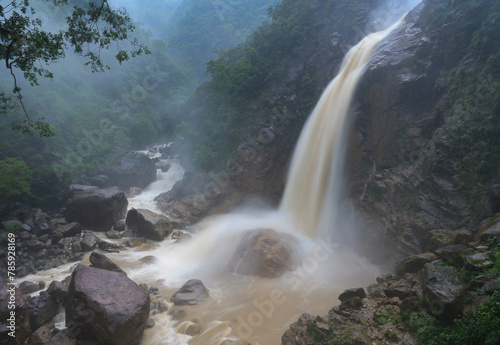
[
  {"xmin": 128, "ymin": 157, "xmax": 185, "ymax": 213},
  {"xmin": 280, "ymin": 18, "xmax": 405, "ymax": 239},
  {"xmin": 129, "ymin": 17, "xmax": 405, "ymax": 344},
  {"xmin": 19, "ymin": 15, "xmax": 407, "ymax": 345}
]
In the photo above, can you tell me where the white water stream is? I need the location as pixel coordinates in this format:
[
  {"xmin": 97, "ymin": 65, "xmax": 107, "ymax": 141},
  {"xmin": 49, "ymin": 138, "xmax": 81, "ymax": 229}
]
[
  {"xmin": 21, "ymin": 16, "xmax": 405, "ymax": 345},
  {"xmin": 128, "ymin": 156, "xmax": 185, "ymax": 213}
]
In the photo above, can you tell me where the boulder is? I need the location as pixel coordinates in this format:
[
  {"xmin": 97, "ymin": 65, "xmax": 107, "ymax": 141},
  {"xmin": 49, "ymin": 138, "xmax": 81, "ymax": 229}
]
[
  {"xmin": 56, "ymin": 222, "xmax": 82, "ymax": 238},
  {"xmin": 47, "ymin": 278, "xmax": 70, "ymax": 305},
  {"xmin": 96, "ymin": 239, "xmax": 124, "ymax": 253},
  {"xmin": 27, "ymin": 294, "xmax": 59, "ymax": 331},
  {"xmin": 421, "ymin": 262, "xmax": 466, "ymax": 321},
  {"xmin": 66, "ymin": 265, "xmax": 150, "ymax": 345},
  {"xmin": 422, "ymin": 229, "xmax": 473, "ymax": 252},
  {"xmin": 339, "ymin": 296, "xmax": 363, "ymax": 310},
  {"xmin": 475, "ymin": 220, "xmax": 500, "ymax": 242},
  {"xmin": 395, "ymin": 253, "xmax": 437, "ymax": 276},
  {"xmin": 24, "ymin": 209, "xmax": 50, "ymax": 236},
  {"xmin": 65, "ymin": 186, "xmax": 128, "ymax": 232},
  {"xmin": 89, "ymin": 252, "xmax": 127, "ymax": 276},
  {"xmin": 468, "ymin": 274, "xmax": 496, "ymax": 290},
  {"xmin": 0, "ymin": 278, "xmax": 31, "ymax": 345},
  {"xmin": 228, "ymin": 228, "xmax": 300, "ymax": 278},
  {"xmin": 376, "ymin": 273, "xmax": 395, "ymax": 284},
  {"xmin": 434, "ymin": 245, "xmax": 467, "ymax": 267},
  {"xmin": 463, "ymin": 252, "xmax": 494, "ymax": 270},
  {"xmin": 338, "ymin": 288, "xmax": 367, "ymax": 302},
  {"xmin": 106, "ymin": 152, "xmax": 157, "ymax": 189},
  {"xmin": 367, "ymin": 283, "xmax": 386, "ymax": 298},
  {"xmin": 126, "ymin": 208, "xmax": 173, "ymax": 241},
  {"xmin": 384, "ymin": 280, "xmax": 415, "ymax": 299},
  {"xmin": 26, "ymin": 322, "xmax": 54, "ymax": 345},
  {"xmin": 172, "ymin": 279, "xmax": 210, "ymax": 306},
  {"xmin": 19, "ymin": 281, "xmax": 42, "ymax": 295},
  {"xmin": 81, "ymin": 232, "xmax": 97, "ymax": 252},
  {"xmin": 484, "ymin": 280, "xmax": 500, "ymax": 294}
]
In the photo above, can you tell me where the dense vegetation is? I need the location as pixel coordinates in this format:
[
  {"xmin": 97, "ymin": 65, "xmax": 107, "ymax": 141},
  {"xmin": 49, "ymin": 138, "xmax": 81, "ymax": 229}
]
[{"xmin": 165, "ymin": 0, "xmax": 281, "ymax": 81}]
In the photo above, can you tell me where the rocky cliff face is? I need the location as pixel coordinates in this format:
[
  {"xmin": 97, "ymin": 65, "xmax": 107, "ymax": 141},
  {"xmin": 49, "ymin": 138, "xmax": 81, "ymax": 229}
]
[
  {"xmin": 157, "ymin": 0, "xmax": 499, "ymax": 259},
  {"xmin": 350, "ymin": 0, "xmax": 500, "ymax": 256}
]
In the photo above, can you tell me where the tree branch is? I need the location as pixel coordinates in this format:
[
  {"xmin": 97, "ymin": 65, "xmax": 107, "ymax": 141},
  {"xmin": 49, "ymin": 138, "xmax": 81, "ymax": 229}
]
[
  {"xmin": 0, "ymin": 25, "xmax": 30, "ymax": 126},
  {"xmin": 1, "ymin": 25, "xmax": 23, "ymax": 68}
]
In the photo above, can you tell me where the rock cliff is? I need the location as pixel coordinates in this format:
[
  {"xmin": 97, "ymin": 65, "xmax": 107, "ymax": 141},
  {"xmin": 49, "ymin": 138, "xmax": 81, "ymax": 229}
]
[
  {"xmin": 350, "ymin": 0, "xmax": 500, "ymax": 256},
  {"xmin": 166, "ymin": 0, "xmax": 499, "ymax": 260}
]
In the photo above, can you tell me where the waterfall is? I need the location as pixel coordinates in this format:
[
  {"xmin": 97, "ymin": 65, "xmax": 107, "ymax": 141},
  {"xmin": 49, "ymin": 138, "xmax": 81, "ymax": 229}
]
[
  {"xmin": 17, "ymin": 17, "xmax": 410, "ymax": 345},
  {"xmin": 279, "ymin": 18, "xmax": 404, "ymax": 238}
]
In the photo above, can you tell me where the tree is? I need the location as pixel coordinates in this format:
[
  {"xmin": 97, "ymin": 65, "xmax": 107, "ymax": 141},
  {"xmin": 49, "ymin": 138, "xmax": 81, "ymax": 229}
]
[
  {"xmin": 0, "ymin": 0, "xmax": 149, "ymax": 136},
  {"xmin": 0, "ymin": 158, "xmax": 31, "ymax": 208}
]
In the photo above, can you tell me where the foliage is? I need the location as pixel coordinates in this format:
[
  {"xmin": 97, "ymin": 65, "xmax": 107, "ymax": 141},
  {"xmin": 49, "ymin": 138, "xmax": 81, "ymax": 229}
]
[
  {"xmin": 176, "ymin": 0, "xmax": 321, "ymax": 170},
  {"xmin": 0, "ymin": 158, "xmax": 31, "ymax": 205},
  {"xmin": 166, "ymin": 0, "xmax": 281, "ymax": 81},
  {"xmin": 411, "ymin": 291, "xmax": 500, "ymax": 345},
  {"xmin": 3, "ymin": 221, "xmax": 21, "ymax": 232},
  {"xmin": 486, "ymin": 237, "xmax": 500, "ymax": 278},
  {"xmin": 0, "ymin": 0, "xmax": 149, "ymax": 136}
]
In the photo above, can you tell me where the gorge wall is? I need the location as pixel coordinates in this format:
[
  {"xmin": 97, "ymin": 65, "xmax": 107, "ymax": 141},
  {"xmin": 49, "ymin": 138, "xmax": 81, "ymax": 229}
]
[
  {"xmin": 350, "ymin": 0, "xmax": 500, "ymax": 256},
  {"xmin": 156, "ymin": 0, "xmax": 499, "ymax": 264}
]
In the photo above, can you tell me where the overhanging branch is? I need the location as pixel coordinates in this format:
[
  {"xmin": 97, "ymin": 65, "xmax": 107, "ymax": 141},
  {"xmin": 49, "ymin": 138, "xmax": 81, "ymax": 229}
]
[{"xmin": 1, "ymin": 25, "xmax": 30, "ymax": 125}]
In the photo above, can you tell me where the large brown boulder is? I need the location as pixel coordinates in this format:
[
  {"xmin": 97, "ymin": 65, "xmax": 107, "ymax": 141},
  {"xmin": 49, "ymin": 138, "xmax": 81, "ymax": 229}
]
[
  {"xmin": 228, "ymin": 228, "xmax": 300, "ymax": 278},
  {"xmin": 66, "ymin": 266, "xmax": 150, "ymax": 345},
  {"xmin": 0, "ymin": 278, "xmax": 31, "ymax": 345},
  {"xmin": 64, "ymin": 185, "xmax": 128, "ymax": 231},
  {"xmin": 126, "ymin": 208, "xmax": 173, "ymax": 241}
]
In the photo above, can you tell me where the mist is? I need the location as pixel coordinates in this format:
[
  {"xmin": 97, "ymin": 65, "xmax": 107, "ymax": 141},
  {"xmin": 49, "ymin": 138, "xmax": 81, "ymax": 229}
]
[{"xmin": 367, "ymin": 0, "xmax": 423, "ymax": 32}]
